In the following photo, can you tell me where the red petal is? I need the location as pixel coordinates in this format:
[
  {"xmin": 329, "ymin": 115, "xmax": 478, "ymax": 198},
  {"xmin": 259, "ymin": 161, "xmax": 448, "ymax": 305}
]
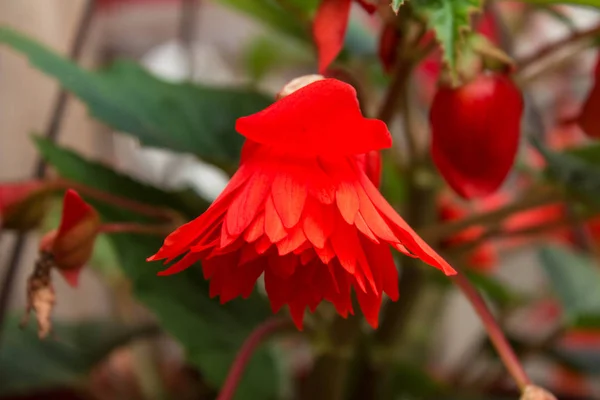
[
  {"xmin": 336, "ymin": 180, "xmax": 359, "ymax": 224},
  {"xmin": 58, "ymin": 267, "xmax": 83, "ymax": 288},
  {"xmin": 244, "ymin": 211, "xmax": 266, "ymax": 243},
  {"xmin": 58, "ymin": 190, "xmax": 97, "ymax": 235},
  {"xmin": 272, "ymin": 168, "xmax": 307, "ymax": 229},
  {"xmin": 225, "ymin": 168, "xmax": 273, "ymax": 238},
  {"xmin": 359, "ymin": 173, "xmax": 456, "ymax": 275},
  {"xmin": 268, "ymin": 253, "xmax": 299, "ymax": 279},
  {"xmin": 315, "ymin": 241, "xmax": 336, "ymax": 264},
  {"xmin": 303, "ymin": 198, "xmax": 335, "ymax": 248},
  {"xmin": 277, "ymin": 224, "xmax": 307, "ymax": 255},
  {"xmin": 354, "ymin": 180, "xmax": 398, "ymax": 243},
  {"xmin": 354, "ymin": 283, "xmax": 382, "ymax": 329},
  {"xmin": 307, "ymin": 160, "xmax": 336, "ymax": 204},
  {"xmin": 235, "ymin": 79, "xmax": 392, "ymax": 156},
  {"xmin": 361, "ymin": 237, "xmax": 399, "ymax": 301},
  {"xmin": 313, "ymin": 0, "xmax": 352, "ymax": 73},
  {"xmin": 255, "ymin": 235, "xmax": 272, "ymax": 254},
  {"xmin": 329, "ymin": 216, "xmax": 356, "ymax": 275},
  {"xmin": 265, "ymin": 195, "xmax": 287, "ymax": 243},
  {"xmin": 355, "ymin": 212, "xmax": 379, "ymax": 243},
  {"xmin": 157, "ymin": 252, "xmax": 202, "ymax": 276}
]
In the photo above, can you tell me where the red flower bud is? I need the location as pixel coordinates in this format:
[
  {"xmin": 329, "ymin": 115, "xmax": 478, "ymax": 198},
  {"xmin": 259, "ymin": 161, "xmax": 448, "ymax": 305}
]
[
  {"xmin": 313, "ymin": 0, "xmax": 376, "ymax": 73},
  {"xmin": 578, "ymin": 55, "xmax": 600, "ymax": 138},
  {"xmin": 40, "ymin": 190, "xmax": 100, "ymax": 287},
  {"xmin": 430, "ymin": 73, "xmax": 523, "ymax": 199}
]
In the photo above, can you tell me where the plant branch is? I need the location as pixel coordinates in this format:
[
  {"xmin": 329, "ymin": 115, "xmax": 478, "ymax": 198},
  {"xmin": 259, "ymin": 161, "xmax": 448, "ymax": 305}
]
[
  {"xmin": 451, "ymin": 271, "xmax": 531, "ymax": 391},
  {"xmin": 0, "ymin": 0, "xmax": 96, "ymax": 346},
  {"xmin": 518, "ymin": 24, "xmax": 600, "ymax": 71},
  {"xmin": 217, "ymin": 319, "xmax": 292, "ymax": 400},
  {"xmin": 419, "ymin": 186, "xmax": 564, "ymax": 244}
]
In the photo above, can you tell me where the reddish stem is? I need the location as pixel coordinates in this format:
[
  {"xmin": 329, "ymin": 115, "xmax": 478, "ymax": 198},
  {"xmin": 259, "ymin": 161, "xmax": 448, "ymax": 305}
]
[
  {"xmin": 99, "ymin": 223, "xmax": 172, "ymax": 236},
  {"xmin": 48, "ymin": 179, "xmax": 179, "ymax": 222},
  {"xmin": 217, "ymin": 319, "xmax": 291, "ymax": 400},
  {"xmin": 451, "ymin": 272, "xmax": 531, "ymax": 391}
]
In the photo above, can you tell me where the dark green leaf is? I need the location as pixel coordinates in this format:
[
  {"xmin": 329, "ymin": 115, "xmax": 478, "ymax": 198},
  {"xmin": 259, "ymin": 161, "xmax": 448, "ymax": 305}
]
[
  {"xmin": 109, "ymin": 233, "xmax": 281, "ymax": 400},
  {"xmin": 532, "ymin": 136, "xmax": 600, "ymax": 207},
  {"xmin": 465, "ymin": 270, "xmax": 525, "ymax": 308},
  {"xmin": 391, "ymin": 362, "xmax": 444, "ymax": 397},
  {"xmin": 214, "ymin": 0, "xmax": 310, "ymax": 41},
  {"xmin": 538, "ymin": 245, "xmax": 600, "ymax": 327},
  {"xmin": 411, "ymin": 0, "xmax": 483, "ymax": 70},
  {"xmin": 34, "ymin": 136, "xmax": 208, "ymax": 219},
  {"xmin": 0, "ymin": 28, "xmax": 272, "ymax": 167},
  {"xmin": 0, "ymin": 319, "xmax": 158, "ymax": 395}
]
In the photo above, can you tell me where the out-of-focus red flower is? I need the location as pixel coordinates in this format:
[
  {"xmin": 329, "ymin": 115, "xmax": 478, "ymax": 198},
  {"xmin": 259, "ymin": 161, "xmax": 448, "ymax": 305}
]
[
  {"xmin": 40, "ymin": 190, "xmax": 101, "ymax": 287},
  {"xmin": 503, "ymin": 203, "xmax": 571, "ymax": 247},
  {"xmin": 578, "ymin": 55, "xmax": 600, "ymax": 138},
  {"xmin": 0, "ymin": 180, "xmax": 48, "ymax": 230},
  {"xmin": 313, "ymin": 0, "xmax": 377, "ymax": 73},
  {"xmin": 430, "ymin": 73, "xmax": 523, "ymax": 199},
  {"xmin": 150, "ymin": 78, "xmax": 455, "ymax": 329},
  {"xmin": 437, "ymin": 193, "xmax": 497, "ymax": 272},
  {"xmin": 378, "ymin": 23, "xmax": 399, "ymax": 74}
]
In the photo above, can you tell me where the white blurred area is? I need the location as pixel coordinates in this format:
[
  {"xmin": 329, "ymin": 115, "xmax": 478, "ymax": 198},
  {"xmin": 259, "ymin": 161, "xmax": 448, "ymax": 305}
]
[{"xmin": 1, "ymin": 0, "xmax": 600, "ymax": 395}]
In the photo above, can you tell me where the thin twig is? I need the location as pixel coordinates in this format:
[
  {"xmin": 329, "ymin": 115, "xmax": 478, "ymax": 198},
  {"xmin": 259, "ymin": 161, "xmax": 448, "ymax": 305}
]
[
  {"xmin": 451, "ymin": 271, "xmax": 531, "ymax": 391},
  {"xmin": 0, "ymin": 0, "xmax": 96, "ymax": 345}
]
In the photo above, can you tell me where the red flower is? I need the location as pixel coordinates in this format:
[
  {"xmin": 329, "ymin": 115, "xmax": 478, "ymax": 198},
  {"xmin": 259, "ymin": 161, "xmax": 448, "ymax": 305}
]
[
  {"xmin": 40, "ymin": 190, "xmax": 100, "ymax": 287},
  {"xmin": 430, "ymin": 73, "xmax": 523, "ymax": 199},
  {"xmin": 578, "ymin": 55, "xmax": 600, "ymax": 138},
  {"xmin": 313, "ymin": 0, "xmax": 377, "ymax": 73},
  {"xmin": 437, "ymin": 193, "xmax": 497, "ymax": 272},
  {"xmin": 378, "ymin": 23, "xmax": 399, "ymax": 74},
  {"xmin": 150, "ymin": 78, "xmax": 455, "ymax": 329}
]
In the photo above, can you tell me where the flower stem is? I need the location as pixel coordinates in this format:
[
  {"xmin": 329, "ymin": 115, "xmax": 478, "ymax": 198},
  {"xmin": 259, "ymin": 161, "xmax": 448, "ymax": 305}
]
[
  {"xmin": 451, "ymin": 271, "xmax": 531, "ymax": 391},
  {"xmin": 99, "ymin": 223, "xmax": 173, "ymax": 236},
  {"xmin": 216, "ymin": 319, "xmax": 292, "ymax": 400}
]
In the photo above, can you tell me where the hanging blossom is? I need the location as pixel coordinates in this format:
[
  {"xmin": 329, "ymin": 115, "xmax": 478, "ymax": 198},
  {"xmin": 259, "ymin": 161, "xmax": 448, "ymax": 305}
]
[
  {"xmin": 313, "ymin": 0, "xmax": 377, "ymax": 73},
  {"xmin": 149, "ymin": 77, "xmax": 455, "ymax": 329}
]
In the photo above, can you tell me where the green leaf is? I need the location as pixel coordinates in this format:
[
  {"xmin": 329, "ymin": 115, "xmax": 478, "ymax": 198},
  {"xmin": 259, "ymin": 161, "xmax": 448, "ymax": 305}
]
[
  {"xmin": 519, "ymin": 0, "xmax": 600, "ymax": 8},
  {"xmin": 109, "ymin": 234, "xmax": 281, "ymax": 400},
  {"xmin": 34, "ymin": 136, "xmax": 208, "ymax": 219},
  {"xmin": 0, "ymin": 28, "xmax": 272, "ymax": 167},
  {"xmin": 538, "ymin": 245, "xmax": 600, "ymax": 327},
  {"xmin": 391, "ymin": 0, "xmax": 406, "ymax": 14},
  {"xmin": 391, "ymin": 362, "xmax": 445, "ymax": 397},
  {"xmin": 36, "ymin": 139, "xmax": 283, "ymax": 400},
  {"xmin": 533, "ymin": 137, "xmax": 600, "ymax": 207},
  {"xmin": 411, "ymin": 0, "xmax": 483, "ymax": 70},
  {"xmin": 0, "ymin": 319, "xmax": 158, "ymax": 395},
  {"xmin": 214, "ymin": 0, "xmax": 310, "ymax": 42},
  {"xmin": 465, "ymin": 270, "xmax": 525, "ymax": 308}
]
